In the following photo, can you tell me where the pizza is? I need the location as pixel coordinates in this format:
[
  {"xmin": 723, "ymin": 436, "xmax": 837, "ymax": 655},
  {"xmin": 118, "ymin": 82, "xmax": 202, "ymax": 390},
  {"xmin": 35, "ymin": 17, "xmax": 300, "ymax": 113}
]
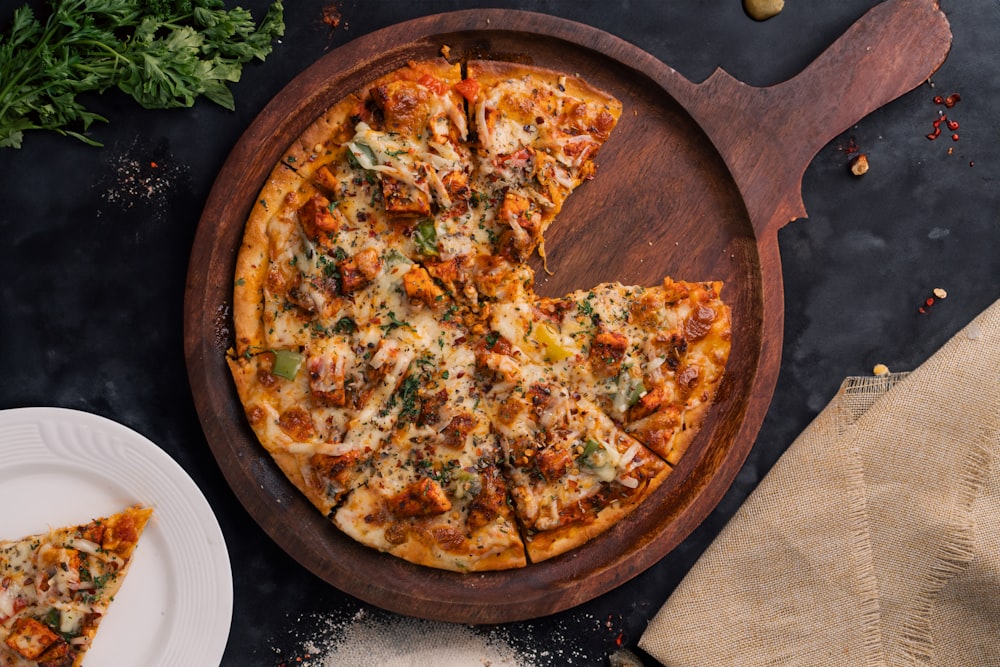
[
  {"xmin": 226, "ymin": 58, "xmax": 732, "ymax": 571},
  {"xmin": 1, "ymin": 506, "xmax": 152, "ymax": 667}
]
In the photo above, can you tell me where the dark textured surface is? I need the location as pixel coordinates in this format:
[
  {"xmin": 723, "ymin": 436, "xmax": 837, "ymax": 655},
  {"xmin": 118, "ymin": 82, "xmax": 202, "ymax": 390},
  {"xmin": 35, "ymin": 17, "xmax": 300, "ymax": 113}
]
[{"xmin": 1, "ymin": 1, "xmax": 997, "ymax": 665}]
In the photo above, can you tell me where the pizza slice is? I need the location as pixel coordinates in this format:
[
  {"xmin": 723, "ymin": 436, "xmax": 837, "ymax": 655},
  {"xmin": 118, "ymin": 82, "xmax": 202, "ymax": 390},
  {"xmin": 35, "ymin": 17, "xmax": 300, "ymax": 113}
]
[
  {"xmin": 345, "ymin": 59, "xmax": 471, "ymax": 223},
  {"xmin": 464, "ymin": 60, "xmax": 622, "ymax": 264},
  {"xmin": 332, "ymin": 344, "xmax": 527, "ymax": 572},
  {"xmin": 1, "ymin": 506, "xmax": 152, "ymax": 667},
  {"xmin": 479, "ymin": 354, "xmax": 671, "ymax": 563},
  {"xmin": 474, "ymin": 333, "xmax": 670, "ymax": 562},
  {"xmin": 489, "ymin": 277, "xmax": 731, "ymax": 465}
]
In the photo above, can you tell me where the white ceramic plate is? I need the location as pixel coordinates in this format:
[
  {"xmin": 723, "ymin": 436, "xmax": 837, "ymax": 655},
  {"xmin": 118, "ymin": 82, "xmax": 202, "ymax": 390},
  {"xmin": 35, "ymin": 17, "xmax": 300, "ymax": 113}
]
[{"xmin": 0, "ymin": 407, "xmax": 233, "ymax": 667}]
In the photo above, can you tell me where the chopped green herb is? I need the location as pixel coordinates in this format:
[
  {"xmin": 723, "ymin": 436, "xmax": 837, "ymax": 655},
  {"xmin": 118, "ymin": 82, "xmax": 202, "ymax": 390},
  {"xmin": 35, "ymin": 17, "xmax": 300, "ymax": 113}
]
[
  {"xmin": 380, "ymin": 311, "xmax": 412, "ymax": 334},
  {"xmin": 331, "ymin": 316, "xmax": 356, "ymax": 334},
  {"xmin": 0, "ymin": 0, "xmax": 285, "ymax": 149}
]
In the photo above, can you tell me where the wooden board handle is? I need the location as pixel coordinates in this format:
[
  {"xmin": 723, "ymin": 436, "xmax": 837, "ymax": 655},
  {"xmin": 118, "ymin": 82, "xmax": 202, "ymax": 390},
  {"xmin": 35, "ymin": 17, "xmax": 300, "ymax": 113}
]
[{"xmin": 666, "ymin": 0, "xmax": 952, "ymax": 237}]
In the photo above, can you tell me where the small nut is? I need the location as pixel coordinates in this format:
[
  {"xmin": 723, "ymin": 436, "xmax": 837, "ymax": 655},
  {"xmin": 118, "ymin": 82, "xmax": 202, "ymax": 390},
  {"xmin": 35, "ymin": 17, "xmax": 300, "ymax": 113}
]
[
  {"xmin": 933, "ymin": 287, "xmax": 948, "ymax": 299},
  {"xmin": 873, "ymin": 363, "xmax": 890, "ymax": 376},
  {"xmin": 744, "ymin": 0, "xmax": 784, "ymax": 21},
  {"xmin": 850, "ymin": 154, "xmax": 870, "ymax": 176}
]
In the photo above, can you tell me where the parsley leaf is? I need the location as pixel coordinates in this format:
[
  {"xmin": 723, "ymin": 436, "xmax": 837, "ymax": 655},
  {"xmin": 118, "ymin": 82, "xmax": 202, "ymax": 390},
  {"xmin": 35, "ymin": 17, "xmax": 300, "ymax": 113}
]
[{"xmin": 380, "ymin": 311, "xmax": 412, "ymax": 334}]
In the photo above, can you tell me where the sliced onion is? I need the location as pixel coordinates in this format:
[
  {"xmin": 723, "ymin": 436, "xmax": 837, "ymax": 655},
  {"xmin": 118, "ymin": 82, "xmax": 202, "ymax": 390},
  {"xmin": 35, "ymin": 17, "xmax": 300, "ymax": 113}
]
[
  {"xmin": 619, "ymin": 442, "xmax": 642, "ymax": 468},
  {"xmin": 70, "ymin": 538, "xmax": 101, "ymax": 555},
  {"xmin": 618, "ymin": 476, "xmax": 640, "ymax": 489}
]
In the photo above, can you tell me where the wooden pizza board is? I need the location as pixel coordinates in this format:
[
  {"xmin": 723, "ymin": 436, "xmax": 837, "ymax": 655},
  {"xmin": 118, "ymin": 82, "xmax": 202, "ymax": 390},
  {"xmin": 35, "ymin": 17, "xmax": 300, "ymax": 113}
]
[{"xmin": 184, "ymin": 0, "xmax": 950, "ymax": 622}]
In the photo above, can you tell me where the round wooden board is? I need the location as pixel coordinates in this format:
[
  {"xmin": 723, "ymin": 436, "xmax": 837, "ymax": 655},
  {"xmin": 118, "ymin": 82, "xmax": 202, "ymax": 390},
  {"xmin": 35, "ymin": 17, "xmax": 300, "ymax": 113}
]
[{"xmin": 184, "ymin": 7, "xmax": 910, "ymax": 623}]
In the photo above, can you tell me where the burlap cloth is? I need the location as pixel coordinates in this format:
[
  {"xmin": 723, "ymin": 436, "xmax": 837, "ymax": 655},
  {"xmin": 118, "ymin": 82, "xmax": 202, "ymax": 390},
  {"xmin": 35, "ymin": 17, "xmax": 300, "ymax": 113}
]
[{"xmin": 640, "ymin": 298, "xmax": 1000, "ymax": 666}]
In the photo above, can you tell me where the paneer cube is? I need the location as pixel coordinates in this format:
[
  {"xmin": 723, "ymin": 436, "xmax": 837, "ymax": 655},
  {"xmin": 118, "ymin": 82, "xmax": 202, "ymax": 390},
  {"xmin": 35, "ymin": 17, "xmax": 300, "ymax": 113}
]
[
  {"xmin": 589, "ymin": 328, "xmax": 628, "ymax": 376},
  {"xmin": 4, "ymin": 617, "xmax": 60, "ymax": 660},
  {"xmin": 381, "ymin": 176, "xmax": 431, "ymax": 218},
  {"xmin": 388, "ymin": 478, "xmax": 452, "ymax": 518},
  {"xmin": 338, "ymin": 248, "xmax": 382, "ymax": 294},
  {"xmin": 402, "ymin": 266, "xmax": 445, "ymax": 307}
]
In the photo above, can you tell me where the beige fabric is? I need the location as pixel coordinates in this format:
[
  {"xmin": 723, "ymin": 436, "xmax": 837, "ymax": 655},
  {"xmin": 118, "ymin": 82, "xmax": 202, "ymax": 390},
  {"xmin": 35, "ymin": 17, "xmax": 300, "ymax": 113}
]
[{"xmin": 640, "ymin": 299, "xmax": 1000, "ymax": 666}]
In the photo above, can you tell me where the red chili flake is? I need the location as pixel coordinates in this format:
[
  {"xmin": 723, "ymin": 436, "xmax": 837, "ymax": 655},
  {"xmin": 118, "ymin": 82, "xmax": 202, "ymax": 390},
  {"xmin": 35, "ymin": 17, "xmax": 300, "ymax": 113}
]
[
  {"xmin": 928, "ymin": 93, "xmax": 962, "ymax": 142},
  {"xmin": 917, "ymin": 290, "xmax": 947, "ymax": 315},
  {"xmin": 322, "ymin": 3, "xmax": 342, "ymax": 29},
  {"xmin": 150, "ymin": 161, "xmax": 159, "ymax": 169},
  {"xmin": 927, "ymin": 115, "xmax": 946, "ymax": 140}
]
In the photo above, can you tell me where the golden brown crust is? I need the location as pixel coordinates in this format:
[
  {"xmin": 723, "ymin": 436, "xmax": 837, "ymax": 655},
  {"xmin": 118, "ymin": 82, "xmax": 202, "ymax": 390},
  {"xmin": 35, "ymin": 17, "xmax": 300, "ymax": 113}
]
[{"xmin": 466, "ymin": 60, "xmax": 622, "ymax": 119}]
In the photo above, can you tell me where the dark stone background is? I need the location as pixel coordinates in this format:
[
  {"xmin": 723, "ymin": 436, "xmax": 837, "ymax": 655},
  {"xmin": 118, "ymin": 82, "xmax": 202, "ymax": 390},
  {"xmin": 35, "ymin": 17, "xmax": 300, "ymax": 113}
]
[{"xmin": 1, "ymin": 1, "xmax": 997, "ymax": 664}]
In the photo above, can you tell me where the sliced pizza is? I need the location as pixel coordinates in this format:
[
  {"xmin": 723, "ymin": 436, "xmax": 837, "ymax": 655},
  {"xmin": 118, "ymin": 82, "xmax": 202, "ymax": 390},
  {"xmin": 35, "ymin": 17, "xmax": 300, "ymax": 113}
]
[
  {"xmin": 1, "ymin": 506, "xmax": 152, "ymax": 667},
  {"xmin": 481, "ymin": 358, "xmax": 670, "ymax": 563},
  {"xmin": 465, "ymin": 60, "xmax": 622, "ymax": 264},
  {"xmin": 333, "ymin": 344, "xmax": 526, "ymax": 571},
  {"xmin": 226, "ymin": 57, "xmax": 730, "ymax": 571},
  {"xmin": 489, "ymin": 277, "xmax": 731, "ymax": 465}
]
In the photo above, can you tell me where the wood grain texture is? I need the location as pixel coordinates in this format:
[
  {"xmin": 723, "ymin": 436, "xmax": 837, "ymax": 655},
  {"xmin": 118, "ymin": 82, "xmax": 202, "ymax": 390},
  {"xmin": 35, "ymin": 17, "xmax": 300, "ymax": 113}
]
[{"xmin": 183, "ymin": 1, "xmax": 950, "ymax": 623}]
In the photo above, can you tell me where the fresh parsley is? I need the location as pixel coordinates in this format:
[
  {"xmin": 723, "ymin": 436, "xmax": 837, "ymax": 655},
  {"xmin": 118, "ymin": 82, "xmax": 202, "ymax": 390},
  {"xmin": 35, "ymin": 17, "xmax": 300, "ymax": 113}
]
[
  {"xmin": 0, "ymin": 0, "xmax": 285, "ymax": 149},
  {"xmin": 379, "ymin": 311, "xmax": 412, "ymax": 334}
]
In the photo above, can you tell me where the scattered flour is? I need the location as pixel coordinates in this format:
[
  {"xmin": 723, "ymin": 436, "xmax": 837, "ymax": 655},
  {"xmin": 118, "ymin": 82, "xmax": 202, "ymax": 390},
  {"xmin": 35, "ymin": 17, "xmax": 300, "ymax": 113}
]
[
  {"xmin": 272, "ymin": 606, "xmax": 620, "ymax": 667},
  {"xmin": 276, "ymin": 609, "xmax": 535, "ymax": 667}
]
